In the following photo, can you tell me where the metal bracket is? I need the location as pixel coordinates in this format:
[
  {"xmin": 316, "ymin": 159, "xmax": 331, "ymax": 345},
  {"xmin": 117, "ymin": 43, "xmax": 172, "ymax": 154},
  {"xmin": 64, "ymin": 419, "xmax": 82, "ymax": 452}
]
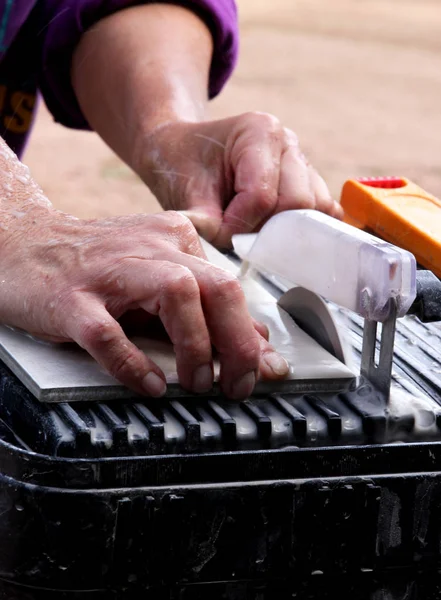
[{"xmin": 360, "ymin": 299, "xmax": 397, "ymax": 400}]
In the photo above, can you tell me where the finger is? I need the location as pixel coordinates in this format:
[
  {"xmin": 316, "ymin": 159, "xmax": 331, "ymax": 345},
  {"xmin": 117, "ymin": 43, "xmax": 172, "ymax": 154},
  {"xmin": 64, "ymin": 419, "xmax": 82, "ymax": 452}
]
[
  {"xmin": 150, "ymin": 211, "xmax": 208, "ymax": 258},
  {"xmin": 170, "ymin": 252, "xmax": 263, "ymax": 399},
  {"xmin": 308, "ymin": 166, "xmax": 344, "ymax": 219},
  {"xmin": 252, "ymin": 318, "xmax": 269, "ymax": 341},
  {"xmin": 257, "ymin": 333, "xmax": 290, "ymax": 380},
  {"xmin": 62, "ymin": 293, "xmax": 167, "ymax": 397},
  {"xmin": 119, "ymin": 259, "xmax": 214, "ymax": 394},
  {"xmin": 214, "ymin": 116, "xmax": 283, "ymax": 248},
  {"xmin": 214, "ymin": 187, "xmax": 278, "ymax": 249},
  {"xmin": 276, "ymin": 146, "xmax": 316, "ymax": 212},
  {"xmin": 276, "ymin": 129, "xmax": 342, "ymax": 219},
  {"xmin": 334, "ymin": 202, "xmax": 344, "ymax": 220}
]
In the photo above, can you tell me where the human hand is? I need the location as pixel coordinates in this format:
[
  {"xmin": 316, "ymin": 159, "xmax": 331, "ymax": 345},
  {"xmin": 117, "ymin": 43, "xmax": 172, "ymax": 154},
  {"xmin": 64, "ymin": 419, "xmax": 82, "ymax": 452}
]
[
  {"xmin": 137, "ymin": 112, "xmax": 343, "ymax": 248},
  {"xmin": 0, "ymin": 209, "xmax": 289, "ymax": 399}
]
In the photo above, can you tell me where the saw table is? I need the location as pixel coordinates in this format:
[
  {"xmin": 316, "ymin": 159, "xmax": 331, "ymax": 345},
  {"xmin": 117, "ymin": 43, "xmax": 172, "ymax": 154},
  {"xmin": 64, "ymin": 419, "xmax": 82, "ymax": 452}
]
[{"xmin": 0, "ymin": 178, "xmax": 440, "ymax": 599}]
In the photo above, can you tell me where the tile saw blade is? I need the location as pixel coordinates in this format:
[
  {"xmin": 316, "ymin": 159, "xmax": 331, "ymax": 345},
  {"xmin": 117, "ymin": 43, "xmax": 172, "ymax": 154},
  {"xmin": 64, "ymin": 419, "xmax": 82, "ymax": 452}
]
[{"xmin": 277, "ymin": 286, "xmax": 352, "ymax": 367}]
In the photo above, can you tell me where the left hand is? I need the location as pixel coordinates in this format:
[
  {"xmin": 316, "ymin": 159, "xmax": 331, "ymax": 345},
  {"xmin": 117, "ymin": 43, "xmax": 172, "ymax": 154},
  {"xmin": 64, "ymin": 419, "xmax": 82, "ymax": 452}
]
[{"xmin": 137, "ymin": 112, "xmax": 343, "ymax": 248}]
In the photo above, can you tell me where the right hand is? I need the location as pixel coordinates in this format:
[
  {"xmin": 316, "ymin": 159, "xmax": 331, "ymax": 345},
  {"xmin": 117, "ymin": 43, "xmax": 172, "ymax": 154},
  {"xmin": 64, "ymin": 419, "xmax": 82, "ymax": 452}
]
[
  {"xmin": 0, "ymin": 208, "xmax": 289, "ymax": 399},
  {"xmin": 137, "ymin": 114, "xmax": 343, "ymax": 249}
]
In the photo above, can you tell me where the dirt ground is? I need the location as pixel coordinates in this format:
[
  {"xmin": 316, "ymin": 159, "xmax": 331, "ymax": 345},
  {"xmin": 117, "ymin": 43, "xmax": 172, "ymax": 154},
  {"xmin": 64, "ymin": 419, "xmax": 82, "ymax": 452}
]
[{"xmin": 24, "ymin": 0, "xmax": 441, "ymax": 219}]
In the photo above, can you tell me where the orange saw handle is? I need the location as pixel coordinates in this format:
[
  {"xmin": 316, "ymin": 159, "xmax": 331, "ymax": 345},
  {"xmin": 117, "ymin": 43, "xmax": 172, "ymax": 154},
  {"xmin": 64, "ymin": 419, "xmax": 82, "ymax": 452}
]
[{"xmin": 341, "ymin": 177, "xmax": 441, "ymax": 278}]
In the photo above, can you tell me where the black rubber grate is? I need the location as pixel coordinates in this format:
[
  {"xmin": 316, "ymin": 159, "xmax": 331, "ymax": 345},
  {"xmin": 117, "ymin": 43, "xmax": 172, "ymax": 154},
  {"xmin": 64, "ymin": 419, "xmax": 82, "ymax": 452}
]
[{"xmin": 0, "ymin": 321, "xmax": 440, "ymax": 459}]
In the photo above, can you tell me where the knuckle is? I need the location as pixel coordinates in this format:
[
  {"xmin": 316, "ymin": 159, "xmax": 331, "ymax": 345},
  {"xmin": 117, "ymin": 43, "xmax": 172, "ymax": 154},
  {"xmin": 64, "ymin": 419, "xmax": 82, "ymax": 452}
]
[
  {"xmin": 180, "ymin": 331, "xmax": 210, "ymax": 355},
  {"xmin": 214, "ymin": 273, "xmax": 244, "ymax": 303},
  {"xmin": 283, "ymin": 126, "xmax": 299, "ymax": 146},
  {"xmin": 244, "ymin": 111, "xmax": 281, "ymax": 132},
  {"xmin": 164, "ymin": 210, "xmax": 189, "ymax": 227},
  {"xmin": 165, "ymin": 211, "xmax": 199, "ymax": 238},
  {"xmin": 109, "ymin": 348, "xmax": 141, "ymax": 381},
  {"xmin": 234, "ymin": 335, "xmax": 261, "ymax": 364},
  {"xmin": 253, "ymin": 190, "xmax": 278, "ymax": 215},
  {"xmin": 77, "ymin": 318, "xmax": 116, "ymax": 348},
  {"xmin": 161, "ymin": 265, "xmax": 199, "ymax": 300}
]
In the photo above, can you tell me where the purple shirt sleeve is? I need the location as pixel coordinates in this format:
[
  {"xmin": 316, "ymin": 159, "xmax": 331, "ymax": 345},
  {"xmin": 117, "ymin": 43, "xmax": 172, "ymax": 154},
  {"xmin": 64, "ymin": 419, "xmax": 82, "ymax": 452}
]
[{"xmin": 37, "ymin": 0, "xmax": 239, "ymax": 130}]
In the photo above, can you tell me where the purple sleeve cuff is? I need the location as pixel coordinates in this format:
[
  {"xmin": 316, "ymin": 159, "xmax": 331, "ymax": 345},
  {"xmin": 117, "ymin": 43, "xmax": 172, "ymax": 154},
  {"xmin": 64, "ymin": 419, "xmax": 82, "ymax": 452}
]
[{"xmin": 38, "ymin": 0, "xmax": 239, "ymax": 131}]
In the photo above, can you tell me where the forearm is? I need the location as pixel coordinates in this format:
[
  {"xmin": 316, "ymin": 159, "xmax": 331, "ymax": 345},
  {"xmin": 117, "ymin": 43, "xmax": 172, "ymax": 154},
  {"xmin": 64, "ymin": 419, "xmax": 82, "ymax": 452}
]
[
  {"xmin": 0, "ymin": 138, "xmax": 54, "ymax": 238},
  {"xmin": 71, "ymin": 3, "xmax": 213, "ymax": 171}
]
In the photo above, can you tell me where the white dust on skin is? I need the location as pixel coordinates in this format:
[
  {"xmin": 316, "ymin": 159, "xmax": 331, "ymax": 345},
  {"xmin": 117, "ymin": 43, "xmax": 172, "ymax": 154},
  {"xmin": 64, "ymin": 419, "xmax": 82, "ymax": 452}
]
[
  {"xmin": 193, "ymin": 132, "xmax": 226, "ymax": 149},
  {"xmin": 0, "ymin": 139, "xmax": 91, "ymax": 258},
  {"xmin": 0, "ymin": 139, "xmax": 94, "ymax": 331},
  {"xmin": 0, "ymin": 138, "xmax": 53, "ymax": 233},
  {"xmin": 145, "ymin": 132, "xmax": 228, "ymax": 211}
]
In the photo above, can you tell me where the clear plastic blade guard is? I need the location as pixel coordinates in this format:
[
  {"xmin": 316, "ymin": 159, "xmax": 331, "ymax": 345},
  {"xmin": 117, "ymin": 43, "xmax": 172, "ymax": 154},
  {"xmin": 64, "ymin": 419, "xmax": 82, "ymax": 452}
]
[{"xmin": 233, "ymin": 210, "xmax": 417, "ymax": 322}]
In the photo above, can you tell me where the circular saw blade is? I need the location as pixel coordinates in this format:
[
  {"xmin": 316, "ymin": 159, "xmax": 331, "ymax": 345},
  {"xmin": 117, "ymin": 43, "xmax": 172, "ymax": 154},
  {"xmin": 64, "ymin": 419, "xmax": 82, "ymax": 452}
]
[{"xmin": 277, "ymin": 287, "xmax": 350, "ymax": 366}]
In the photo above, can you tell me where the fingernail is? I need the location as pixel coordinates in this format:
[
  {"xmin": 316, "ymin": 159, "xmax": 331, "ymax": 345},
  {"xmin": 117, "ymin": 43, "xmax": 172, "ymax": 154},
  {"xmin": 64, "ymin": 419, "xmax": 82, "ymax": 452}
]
[
  {"xmin": 142, "ymin": 372, "xmax": 166, "ymax": 397},
  {"xmin": 264, "ymin": 352, "xmax": 289, "ymax": 377},
  {"xmin": 192, "ymin": 364, "xmax": 213, "ymax": 393},
  {"xmin": 231, "ymin": 371, "xmax": 256, "ymax": 400}
]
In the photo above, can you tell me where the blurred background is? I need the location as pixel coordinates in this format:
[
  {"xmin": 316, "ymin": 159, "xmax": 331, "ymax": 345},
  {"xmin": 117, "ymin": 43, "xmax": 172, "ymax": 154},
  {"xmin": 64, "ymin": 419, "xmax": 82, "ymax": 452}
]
[{"xmin": 25, "ymin": 0, "xmax": 441, "ymax": 218}]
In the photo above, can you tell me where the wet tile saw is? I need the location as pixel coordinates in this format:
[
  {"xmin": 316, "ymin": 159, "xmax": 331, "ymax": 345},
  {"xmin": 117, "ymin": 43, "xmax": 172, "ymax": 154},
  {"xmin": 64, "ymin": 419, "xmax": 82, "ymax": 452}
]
[
  {"xmin": 0, "ymin": 178, "xmax": 441, "ymax": 599},
  {"xmin": 0, "ymin": 183, "xmax": 433, "ymax": 404}
]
